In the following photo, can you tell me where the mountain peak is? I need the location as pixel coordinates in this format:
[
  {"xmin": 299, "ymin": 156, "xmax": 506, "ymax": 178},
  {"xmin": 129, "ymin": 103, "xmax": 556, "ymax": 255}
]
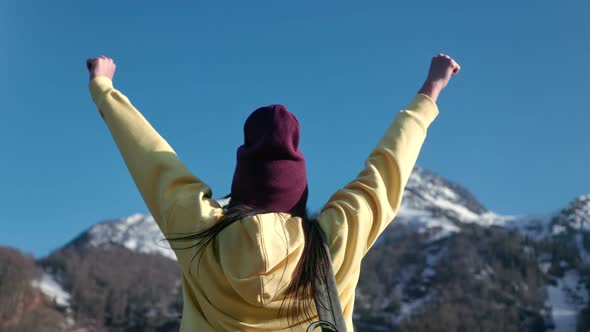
[
  {"xmin": 552, "ymin": 194, "xmax": 590, "ymax": 233},
  {"xmin": 64, "ymin": 213, "xmax": 176, "ymax": 260},
  {"xmin": 406, "ymin": 166, "xmax": 488, "ymax": 218}
]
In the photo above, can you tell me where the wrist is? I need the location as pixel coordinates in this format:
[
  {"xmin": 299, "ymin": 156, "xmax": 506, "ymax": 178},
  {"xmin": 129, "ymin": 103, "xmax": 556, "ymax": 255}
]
[{"xmin": 418, "ymin": 80, "xmax": 444, "ymax": 102}]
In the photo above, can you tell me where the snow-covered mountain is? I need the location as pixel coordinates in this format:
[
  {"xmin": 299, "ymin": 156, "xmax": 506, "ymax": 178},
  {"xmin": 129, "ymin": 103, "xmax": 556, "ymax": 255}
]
[
  {"xmin": 549, "ymin": 194, "xmax": 590, "ymax": 262},
  {"xmin": 67, "ymin": 166, "xmax": 508, "ymax": 254},
  {"xmin": 65, "ymin": 213, "xmax": 176, "ymax": 260},
  {"xmin": 21, "ymin": 165, "xmax": 590, "ymax": 332},
  {"xmin": 68, "ymin": 165, "xmax": 586, "ymax": 256},
  {"xmin": 537, "ymin": 195, "xmax": 590, "ymax": 331},
  {"xmin": 63, "ymin": 199, "xmax": 234, "ymax": 262},
  {"xmin": 362, "ymin": 167, "xmax": 589, "ymax": 331},
  {"xmin": 391, "ymin": 166, "xmax": 512, "ymax": 242},
  {"xmin": 398, "ymin": 167, "xmax": 589, "ymax": 252}
]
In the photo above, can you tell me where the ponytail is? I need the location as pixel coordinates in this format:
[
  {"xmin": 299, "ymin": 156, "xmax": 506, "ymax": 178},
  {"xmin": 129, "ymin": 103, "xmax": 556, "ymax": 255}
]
[{"xmin": 279, "ymin": 211, "xmax": 332, "ymax": 324}]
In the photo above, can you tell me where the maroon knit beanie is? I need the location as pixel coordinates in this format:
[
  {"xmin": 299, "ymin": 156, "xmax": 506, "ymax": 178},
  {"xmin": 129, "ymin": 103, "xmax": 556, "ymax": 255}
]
[{"xmin": 230, "ymin": 104, "xmax": 308, "ymax": 214}]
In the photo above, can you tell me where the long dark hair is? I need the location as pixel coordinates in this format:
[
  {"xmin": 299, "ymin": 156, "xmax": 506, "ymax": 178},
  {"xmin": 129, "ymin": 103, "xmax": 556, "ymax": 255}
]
[{"xmin": 166, "ymin": 199, "xmax": 332, "ymax": 324}]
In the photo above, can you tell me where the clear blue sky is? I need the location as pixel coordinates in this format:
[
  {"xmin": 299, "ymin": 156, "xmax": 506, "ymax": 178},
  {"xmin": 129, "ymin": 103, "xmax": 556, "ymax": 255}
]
[{"xmin": 1, "ymin": 0, "xmax": 588, "ymax": 257}]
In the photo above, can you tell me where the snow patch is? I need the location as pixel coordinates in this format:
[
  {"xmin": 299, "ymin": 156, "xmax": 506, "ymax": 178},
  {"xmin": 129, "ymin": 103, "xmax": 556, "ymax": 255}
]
[
  {"xmin": 31, "ymin": 273, "xmax": 71, "ymax": 307},
  {"xmin": 428, "ymin": 194, "xmax": 480, "ymax": 221},
  {"xmin": 553, "ymin": 225, "xmax": 567, "ymax": 236},
  {"xmin": 564, "ymin": 195, "xmax": 590, "ymax": 231},
  {"xmin": 87, "ymin": 214, "xmax": 176, "ymax": 260},
  {"xmin": 439, "ymin": 187, "xmax": 458, "ymax": 200},
  {"xmin": 396, "ymin": 206, "xmax": 461, "ymax": 242},
  {"xmin": 422, "ymin": 246, "xmax": 446, "ymax": 281},
  {"xmin": 546, "ymin": 270, "xmax": 588, "ymax": 332}
]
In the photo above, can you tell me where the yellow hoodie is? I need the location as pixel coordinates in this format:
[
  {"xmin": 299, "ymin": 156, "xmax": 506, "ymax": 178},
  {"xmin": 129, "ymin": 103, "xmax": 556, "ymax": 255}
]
[{"xmin": 89, "ymin": 76, "xmax": 439, "ymax": 331}]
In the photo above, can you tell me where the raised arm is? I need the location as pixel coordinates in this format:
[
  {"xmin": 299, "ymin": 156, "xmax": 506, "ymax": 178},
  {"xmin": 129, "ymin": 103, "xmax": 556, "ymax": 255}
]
[
  {"xmin": 86, "ymin": 56, "xmax": 220, "ymax": 236},
  {"xmin": 318, "ymin": 54, "xmax": 461, "ymax": 278}
]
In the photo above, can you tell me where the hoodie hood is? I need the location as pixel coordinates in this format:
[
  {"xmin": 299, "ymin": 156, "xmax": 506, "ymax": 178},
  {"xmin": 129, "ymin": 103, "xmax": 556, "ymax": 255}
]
[{"xmin": 217, "ymin": 212, "xmax": 305, "ymax": 306}]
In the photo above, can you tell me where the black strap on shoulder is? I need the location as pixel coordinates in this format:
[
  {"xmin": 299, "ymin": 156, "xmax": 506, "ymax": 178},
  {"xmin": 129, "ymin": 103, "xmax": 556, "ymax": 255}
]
[{"xmin": 307, "ymin": 228, "xmax": 347, "ymax": 332}]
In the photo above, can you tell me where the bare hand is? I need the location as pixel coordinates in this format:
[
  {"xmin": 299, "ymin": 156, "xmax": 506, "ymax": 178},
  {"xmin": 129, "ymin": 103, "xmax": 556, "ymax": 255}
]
[
  {"xmin": 419, "ymin": 54, "xmax": 461, "ymax": 102},
  {"xmin": 86, "ymin": 56, "xmax": 116, "ymax": 81}
]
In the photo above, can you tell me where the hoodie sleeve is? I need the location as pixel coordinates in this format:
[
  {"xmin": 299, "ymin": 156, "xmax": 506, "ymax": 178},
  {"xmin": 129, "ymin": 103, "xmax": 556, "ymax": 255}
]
[
  {"xmin": 89, "ymin": 76, "xmax": 221, "ymax": 236},
  {"xmin": 318, "ymin": 94, "xmax": 439, "ymax": 278}
]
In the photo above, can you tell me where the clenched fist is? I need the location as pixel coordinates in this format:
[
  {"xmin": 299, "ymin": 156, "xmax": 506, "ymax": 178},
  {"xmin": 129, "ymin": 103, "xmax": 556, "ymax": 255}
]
[
  {"xmin": 86, "ymin": 56, "xmax": 116, "ymax": 81},
  {"xmin": 419, "ymin": 54, "xmax": 461, "ymax": 102}
]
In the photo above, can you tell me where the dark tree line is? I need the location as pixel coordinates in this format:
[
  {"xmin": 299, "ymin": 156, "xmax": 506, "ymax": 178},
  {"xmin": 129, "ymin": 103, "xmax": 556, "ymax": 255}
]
[
  {"xmin": 0, "ymin": 246, "xmax": 64, "ymax": 332},
  {"xmin": 40, "ymin": 245, "xmax": 182, "ymax": 332},
  {"xmin": 355, "ymin": 224, "xmax": 550, "ymax": 332}
]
